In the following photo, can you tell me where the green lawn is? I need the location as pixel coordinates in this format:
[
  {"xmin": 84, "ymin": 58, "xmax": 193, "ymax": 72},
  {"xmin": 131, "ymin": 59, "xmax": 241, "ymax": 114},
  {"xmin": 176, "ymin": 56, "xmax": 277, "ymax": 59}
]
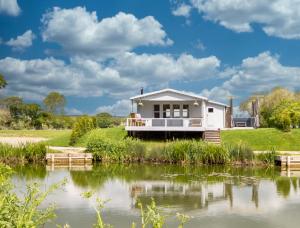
[
  {"xmin": 1, "ymin": 128, "xmax": 300, "ymax": 151},
  {"xmin": 0, "ymin": 129, "xmax": 72, "ymax": 147},
  {"xmin": 221, "ymin": 128, "xmax": 300, "ymax": 151}
]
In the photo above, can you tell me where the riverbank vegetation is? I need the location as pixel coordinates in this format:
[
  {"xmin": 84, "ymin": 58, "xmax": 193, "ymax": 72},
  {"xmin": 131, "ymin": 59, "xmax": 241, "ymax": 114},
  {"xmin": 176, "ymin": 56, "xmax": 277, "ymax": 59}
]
[
  {"xmin": 0, "ymin": 143, "xmax": 47, "ymax": 164},
  {"xmin": 85, "ymin": 131, "xmax": 276, "ymax": 165}
]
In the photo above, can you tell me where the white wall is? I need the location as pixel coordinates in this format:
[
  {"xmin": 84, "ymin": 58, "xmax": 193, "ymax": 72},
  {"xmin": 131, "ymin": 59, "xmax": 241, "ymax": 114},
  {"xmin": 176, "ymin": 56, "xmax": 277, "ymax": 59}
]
[{"xmin": 206, "ymin": 102, "xmax": 225, "ymax": 129}]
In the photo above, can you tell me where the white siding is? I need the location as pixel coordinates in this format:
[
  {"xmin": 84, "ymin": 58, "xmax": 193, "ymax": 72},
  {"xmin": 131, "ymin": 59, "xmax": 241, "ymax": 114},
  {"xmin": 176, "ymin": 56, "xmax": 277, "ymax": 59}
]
[{"xmin": 206, "ymin": 102, "xmax": 225, "ymax": 129}]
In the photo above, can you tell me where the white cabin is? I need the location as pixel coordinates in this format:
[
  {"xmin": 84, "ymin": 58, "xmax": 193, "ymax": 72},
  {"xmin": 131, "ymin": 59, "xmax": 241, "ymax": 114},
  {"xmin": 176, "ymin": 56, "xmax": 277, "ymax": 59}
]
[{"xmin": 125, "ymin": 88, "xmax": 230, "ymax": 134}]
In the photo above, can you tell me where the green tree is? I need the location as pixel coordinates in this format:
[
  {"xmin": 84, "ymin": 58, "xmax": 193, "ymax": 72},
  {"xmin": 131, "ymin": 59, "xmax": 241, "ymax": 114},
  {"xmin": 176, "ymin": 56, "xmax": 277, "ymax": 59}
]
[
  {"xmin": 96, "ymin": 112, "xmax": 113, "ymax": 128},
  {"xmin": 0, "ymin": 74, "xmax": 7, "ymax": 89},
  {"xmin": 0, "ymin": 96, "xmax": 23, "ymax": 108},
  {"xmin": 43, "ymin": 92, "xmax": 66, "ymax": 114}
]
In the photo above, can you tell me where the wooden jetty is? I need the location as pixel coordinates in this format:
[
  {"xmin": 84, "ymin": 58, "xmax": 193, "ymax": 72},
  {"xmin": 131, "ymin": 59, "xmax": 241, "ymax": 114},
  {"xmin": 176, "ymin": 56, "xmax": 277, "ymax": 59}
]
[
  {"xmin": 275, "ymin": 155, "xmax": 300, "ymax": 168},
  {"xmin": 46, "ymin": 153, "xmax": 93, "ymax": 165}
]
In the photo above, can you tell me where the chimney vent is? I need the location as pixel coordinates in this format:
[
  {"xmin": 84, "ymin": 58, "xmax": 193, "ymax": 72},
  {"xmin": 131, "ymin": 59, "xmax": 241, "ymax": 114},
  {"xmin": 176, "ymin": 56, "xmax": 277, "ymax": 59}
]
[{"xmin": 140, "ymin": 87, "xmax": 144, "ymax": 95}]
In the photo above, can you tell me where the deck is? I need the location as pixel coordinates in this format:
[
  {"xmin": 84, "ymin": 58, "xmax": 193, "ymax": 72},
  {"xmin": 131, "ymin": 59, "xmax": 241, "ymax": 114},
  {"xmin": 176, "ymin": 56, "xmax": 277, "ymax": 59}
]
[{"xmin": 125, "ymin": 117, "xmax": 217, "ymax": 132}]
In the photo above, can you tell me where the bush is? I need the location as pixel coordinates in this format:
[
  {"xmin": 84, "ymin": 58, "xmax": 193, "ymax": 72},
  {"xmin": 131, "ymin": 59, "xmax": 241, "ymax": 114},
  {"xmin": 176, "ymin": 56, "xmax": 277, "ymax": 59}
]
[{"xmin": 69, "ymin": 116, "xmax": 96, "ymax": 145}]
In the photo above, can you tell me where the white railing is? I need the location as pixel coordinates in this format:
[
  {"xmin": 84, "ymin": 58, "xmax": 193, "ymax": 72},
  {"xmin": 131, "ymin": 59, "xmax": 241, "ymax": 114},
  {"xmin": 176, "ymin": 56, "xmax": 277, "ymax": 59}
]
[{"xmin": 126, "ymin": 118, "xmax": 203, "ymax": 128}]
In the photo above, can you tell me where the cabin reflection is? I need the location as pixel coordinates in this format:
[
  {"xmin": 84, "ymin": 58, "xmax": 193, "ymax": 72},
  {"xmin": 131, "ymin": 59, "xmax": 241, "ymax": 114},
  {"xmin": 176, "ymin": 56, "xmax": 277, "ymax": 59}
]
[{"xmin": 130, "ymin": 179, "xmax": 260, "ymax": 211}]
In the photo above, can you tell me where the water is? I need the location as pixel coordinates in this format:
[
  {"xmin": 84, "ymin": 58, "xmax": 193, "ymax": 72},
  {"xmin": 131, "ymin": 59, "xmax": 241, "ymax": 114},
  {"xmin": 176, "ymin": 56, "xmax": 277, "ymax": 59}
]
[{"xmin": 12, "ymin": 164, "xmax": 300, "ymax": 228}]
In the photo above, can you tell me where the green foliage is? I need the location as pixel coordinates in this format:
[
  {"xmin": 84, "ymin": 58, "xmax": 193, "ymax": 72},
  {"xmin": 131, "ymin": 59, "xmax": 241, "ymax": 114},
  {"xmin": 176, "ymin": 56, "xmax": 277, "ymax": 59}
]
[
  {"xmin": 69, "ymin": 116, "xmax": 96, "ymax": 145},
  {"xmin": 96, "ymin": 112, "xmax": 114, "ymax": 128},
  {"xmin": 0, "ymin": 163, "xmax": 64, "ymax": 227},
  {"xmin": 227, "ymin": 142, "xmax": 254, "ymax": 163},
  {"xmin": 87, "ymin": 135, "xmax": 230, "ymax": 165},
  {"xmin": 43, "ymin": 91, "xmax": 66, "ymax": 114},
  {"xmin": 0, "ymin": 73, "xmax": 7, "ymax": 89},
  {"xmin": 256, "ymin": 149, "xmax": 277, "ymax": 165},
  {"xmin": 0, "ymin": 143, "xmax": 46, "ymax": 164}
]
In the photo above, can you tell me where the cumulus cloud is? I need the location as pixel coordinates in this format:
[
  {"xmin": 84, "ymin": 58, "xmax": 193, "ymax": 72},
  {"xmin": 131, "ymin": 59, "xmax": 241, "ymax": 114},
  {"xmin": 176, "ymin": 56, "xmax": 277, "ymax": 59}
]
[
  {"xmin": 41, "ymin": 7, "xmax": 173, "ymax": 58},
  {"xmin": 191, "ymin": 0, "xmax": 300, "ymax": 39},
  {"xmin": 0, "ymin": 52, "xmax": 221, "ymax": 101},
  {"xmin": 115, "ymin": 52, "xmax": 220, "ymax": 83},
  {"xmin": 172, "ymin": 3, "xmax": 192, "ymax": 17},
  {"xmin": 0, "ymin": 57, "xmax": 137, "ymax": 100},
  {"xmin": 95, "ymin": 99, "xmax": 132, "ymax": 116},
  {"xmin": 0, "ymin": 0, "xmax": 20, "ymax": 16},
  {"xmin": 6, "ymin": 30, "xmax": 35, "ymax": 51},
  {"xmin": 202, "ymin": 52, "xmax": 300, "ymax": 102}
]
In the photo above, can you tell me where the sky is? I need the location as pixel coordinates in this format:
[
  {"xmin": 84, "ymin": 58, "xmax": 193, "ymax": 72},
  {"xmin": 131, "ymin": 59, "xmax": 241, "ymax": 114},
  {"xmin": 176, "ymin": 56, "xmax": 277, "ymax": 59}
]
[{"xmin": 0, "ymin": 0, "xmax": 300, "ymax": 116}]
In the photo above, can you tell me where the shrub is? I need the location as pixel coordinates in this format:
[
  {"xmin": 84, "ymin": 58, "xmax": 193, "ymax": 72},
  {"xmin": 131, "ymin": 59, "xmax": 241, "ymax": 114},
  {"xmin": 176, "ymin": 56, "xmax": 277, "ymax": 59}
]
[
  {"xmin": 70, "ymin": 116, "xmax": 96, "ymax": 145},
  {"xmin": 95, "ymin": 112, "xmax": 114, "ymax": 128}
]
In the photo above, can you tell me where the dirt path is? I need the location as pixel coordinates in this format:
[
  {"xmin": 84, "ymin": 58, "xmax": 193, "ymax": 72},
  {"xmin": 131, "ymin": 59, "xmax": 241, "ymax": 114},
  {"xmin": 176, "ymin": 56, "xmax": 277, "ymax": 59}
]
[{"xmin": 0, "ymin": 137, "xmax": 47, "ymax": 146}]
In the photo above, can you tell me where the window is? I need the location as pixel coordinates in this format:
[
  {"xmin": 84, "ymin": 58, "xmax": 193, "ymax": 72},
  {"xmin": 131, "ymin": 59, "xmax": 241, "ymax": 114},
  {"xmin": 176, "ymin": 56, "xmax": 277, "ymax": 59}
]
[
  {"xmin": 153, "ymin": 104, "xmax": 160, "ymax": 118},
  {"xmin": 163, "ymin": 104, "xmax": 171, "ymax": 118},
  {"xmin": 208, "ymin": 107, "xmax": 214, "ymax": 113},
  {"xmin": 182, "ymin": 104, "xmax": 189, "ymax": 118},
  {"xmin": 173, "ymin": 104, "xmax": 180, "ymax": 118}
]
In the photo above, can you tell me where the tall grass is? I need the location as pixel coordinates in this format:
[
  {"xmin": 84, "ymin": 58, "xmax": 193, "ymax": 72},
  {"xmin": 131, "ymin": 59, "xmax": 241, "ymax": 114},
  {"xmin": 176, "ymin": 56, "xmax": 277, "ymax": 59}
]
[
  {"xmin": 86, "ymin": 132, "xmax": 230, "ymax": 165},
  {"xmin": 0, "ymin": 143, "xmax": 46, "ymax": 164}
]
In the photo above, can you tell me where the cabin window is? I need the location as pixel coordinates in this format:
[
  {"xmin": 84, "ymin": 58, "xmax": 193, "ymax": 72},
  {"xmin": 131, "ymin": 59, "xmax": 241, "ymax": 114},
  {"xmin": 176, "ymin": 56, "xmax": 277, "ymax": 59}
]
[
  {"xmin": 182, "ymin": 104, "xmax": 189, "ymax": 118},
  {"xmin": 153, "ymin": 104, "xmax": 160, "ymax": 118},
  {"xmin": 173, "ymin": 104, "xmax": 180, "ymax": 118},
  {"xmin": 163, "ymin": 104, "xmax": 171, "ymax": 118},
  {"xmin": 208, "ymin": 107, "xmax": 214, "ymax": 113}
]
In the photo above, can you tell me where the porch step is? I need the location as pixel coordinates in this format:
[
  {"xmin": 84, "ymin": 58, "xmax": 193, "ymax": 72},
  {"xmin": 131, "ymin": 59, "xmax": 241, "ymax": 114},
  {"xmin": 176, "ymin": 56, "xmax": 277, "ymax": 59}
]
[{"xmin": 204, "ymin": 130, "xmax": 221, "ymax": 144}]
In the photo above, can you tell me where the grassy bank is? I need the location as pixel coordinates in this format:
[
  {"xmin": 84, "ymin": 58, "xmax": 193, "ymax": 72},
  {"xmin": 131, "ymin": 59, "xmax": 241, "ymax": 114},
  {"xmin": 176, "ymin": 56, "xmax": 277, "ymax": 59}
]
[
  {"xmin": 221, "ymin": 128, "xmax": 300, "ymax": 151},
  {"xmin": 1, "ymin": 127, "xmax": 300, "ymax": 151}
]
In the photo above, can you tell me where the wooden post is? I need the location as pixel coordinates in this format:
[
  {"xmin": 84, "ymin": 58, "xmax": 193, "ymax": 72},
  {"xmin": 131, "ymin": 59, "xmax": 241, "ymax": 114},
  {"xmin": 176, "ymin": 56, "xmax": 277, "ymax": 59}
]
[
  {"xmin": 51, "ymin": 154, "xmax": 54, "ymax": 164},
  {"xmin": 68, "ymin": 153, "xmax": 72, "ymax": 164},
  {"xmin": 287, "ymin": 156, "xmax": 290, "ymax": 168}
]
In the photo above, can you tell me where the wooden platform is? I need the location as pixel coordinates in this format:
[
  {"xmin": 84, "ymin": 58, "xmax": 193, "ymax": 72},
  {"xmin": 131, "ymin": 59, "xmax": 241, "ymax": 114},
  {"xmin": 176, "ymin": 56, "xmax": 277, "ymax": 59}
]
[
  {"xmin": 275, "ymin": 155, "xmax": 300, "ymax": 168},
  {"xmin": 46, "ymin": 153, "xmax": 93, "ymax": 165},
  {"xmin": 203, "ymin": 130, "xmax": 221, "ymax": 144}
]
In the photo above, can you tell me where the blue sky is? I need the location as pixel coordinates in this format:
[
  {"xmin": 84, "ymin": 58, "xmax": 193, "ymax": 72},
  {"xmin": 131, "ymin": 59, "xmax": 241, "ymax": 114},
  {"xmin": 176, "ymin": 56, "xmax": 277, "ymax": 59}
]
[{"xmin": 1, "ymin": 0, "xmax": 300, "ymax": 115}]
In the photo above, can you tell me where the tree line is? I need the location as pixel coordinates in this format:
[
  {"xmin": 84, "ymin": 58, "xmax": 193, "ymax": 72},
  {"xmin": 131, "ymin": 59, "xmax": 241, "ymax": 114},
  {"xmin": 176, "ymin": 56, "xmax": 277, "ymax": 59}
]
[{"xmin": 0, "ymin": 74, "xmax": 123, "ymax": 130}]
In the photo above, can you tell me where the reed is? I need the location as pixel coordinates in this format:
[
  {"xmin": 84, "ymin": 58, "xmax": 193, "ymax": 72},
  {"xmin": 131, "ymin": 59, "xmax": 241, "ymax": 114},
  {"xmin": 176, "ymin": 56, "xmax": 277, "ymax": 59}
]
[{"xmin": 0, "ymin": 143, "xmax": 46, "ymax": 164}]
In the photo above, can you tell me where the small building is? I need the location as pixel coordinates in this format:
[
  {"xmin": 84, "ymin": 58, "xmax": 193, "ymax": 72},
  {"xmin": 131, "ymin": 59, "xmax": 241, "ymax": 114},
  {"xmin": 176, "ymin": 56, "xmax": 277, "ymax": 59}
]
[{"xmin": 125, "ymin": 88, "xmax": 231, "ymax": 140}]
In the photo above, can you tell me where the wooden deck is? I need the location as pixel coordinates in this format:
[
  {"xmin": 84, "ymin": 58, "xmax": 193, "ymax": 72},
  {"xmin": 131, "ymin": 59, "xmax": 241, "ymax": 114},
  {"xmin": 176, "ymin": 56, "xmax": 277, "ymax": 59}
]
[
  {"xmin": 275, "ymin": 155, "xmax": 300, "ymax": 168},
  {"xmin": 46, "ymin": 153, "xmax": 93, "ymax": 165}
]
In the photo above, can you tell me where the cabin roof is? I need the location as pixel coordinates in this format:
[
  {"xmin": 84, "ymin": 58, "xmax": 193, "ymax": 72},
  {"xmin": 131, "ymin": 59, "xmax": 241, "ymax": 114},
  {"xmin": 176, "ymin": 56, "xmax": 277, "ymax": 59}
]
[{"xmin": 130, "ymin": 88, "xmax": 229, "ymax": 107}]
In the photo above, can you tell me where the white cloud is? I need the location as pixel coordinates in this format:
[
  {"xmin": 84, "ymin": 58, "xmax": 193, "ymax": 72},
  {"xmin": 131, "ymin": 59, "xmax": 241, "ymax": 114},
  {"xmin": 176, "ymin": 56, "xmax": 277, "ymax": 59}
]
[
  {"xmin": 0, "ymin": 0, "xmax": 20, "ymax": 16},
  {"xmin": 172, "ymin": 3, "xmax": 192, "ymax": 17},
  {"xmin": 115, "ymin": 52, "xmax": 220, "ymax": 83},
  {"xmin": 0, "ymin": 57, "xmax": 136, "ymax": 101},
  {"xmin": 65, "ymin": 107, "xmax": 83, "ymax": 115},
  {"xmin": 95, "ymin": 99, "xmax": 132, "ymax": 116},
  {"xmin": 6, "ymin": 30, "xmax": 35, "ymax": 51},
  {"xmin": 202, "ymin": 52, "xmax": 300, "ymax": 102},
  {"xmin": 191, "ymin": 0, "xmax": 300, "ymax": 39},
  {"xmin": 0, "ymin": 52, "xmax": 221, "ymax": 104},
  {"xmin": 41, "ymin": 7, "xmax": 172, "ymax": 58}
]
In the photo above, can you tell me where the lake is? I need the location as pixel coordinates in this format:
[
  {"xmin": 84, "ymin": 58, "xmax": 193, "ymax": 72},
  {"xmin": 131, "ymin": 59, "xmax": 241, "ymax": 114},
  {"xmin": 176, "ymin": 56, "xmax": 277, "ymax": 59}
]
[{"xmin": 12, "ymin": 164, "xmax": 300, "ymax": 228}]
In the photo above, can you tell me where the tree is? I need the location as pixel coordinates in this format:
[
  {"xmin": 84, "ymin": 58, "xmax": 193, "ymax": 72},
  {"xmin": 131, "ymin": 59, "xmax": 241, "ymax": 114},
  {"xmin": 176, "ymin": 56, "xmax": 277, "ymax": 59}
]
[
  {"xmin": 0, "ymin": 96, "xmax": 23, "ymax": 108},
  {"xmin": 96, "ymin": 112, "xmax": 113, "ymax": 128},
  {"xmin": 43, "ymin": 92, "xmax": 66, "ymax": 114},
  {"xmin": 0, "ymin": 74, "xmax": 7, "ymax": 89}
]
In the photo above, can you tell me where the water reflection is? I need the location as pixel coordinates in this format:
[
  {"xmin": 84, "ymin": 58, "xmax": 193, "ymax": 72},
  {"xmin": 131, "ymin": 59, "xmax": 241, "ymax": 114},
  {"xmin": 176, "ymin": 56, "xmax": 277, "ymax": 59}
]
[{"xmin": 12, "ymin": 164, "xmax": 300, "ymax": 228}]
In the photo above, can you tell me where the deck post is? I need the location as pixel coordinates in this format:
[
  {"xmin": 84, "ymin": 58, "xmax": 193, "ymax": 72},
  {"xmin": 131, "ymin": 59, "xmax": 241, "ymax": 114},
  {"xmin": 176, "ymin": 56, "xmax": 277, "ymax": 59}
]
[
  {"xmin": 51, "ymin": 154, "xmax": 54, "ymax": 164},
  {"xmin": 68, "ymin": 153, "xmax": 72, "ymax": 164},
  {"xmin": 287, "ymin": 156, "xmax": 290, "ymax": 168}
]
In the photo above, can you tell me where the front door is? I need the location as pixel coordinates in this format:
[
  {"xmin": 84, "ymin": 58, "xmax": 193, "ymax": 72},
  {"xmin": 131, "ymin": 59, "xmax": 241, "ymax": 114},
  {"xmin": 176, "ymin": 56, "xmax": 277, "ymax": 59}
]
[{"xmin": 207, "ymin": 107, "xmax": 217, "ymax": 127}]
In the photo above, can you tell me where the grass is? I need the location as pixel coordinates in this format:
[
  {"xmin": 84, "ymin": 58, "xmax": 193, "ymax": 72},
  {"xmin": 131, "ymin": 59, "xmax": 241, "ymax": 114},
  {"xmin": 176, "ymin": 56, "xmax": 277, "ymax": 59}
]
[
  {"xmin": 221, "ymin": 128, "xmax": 300, "ymax": 151},
  {"xmin": 1, "ymin": 127, "xmax": 300, "ymax": 151}
]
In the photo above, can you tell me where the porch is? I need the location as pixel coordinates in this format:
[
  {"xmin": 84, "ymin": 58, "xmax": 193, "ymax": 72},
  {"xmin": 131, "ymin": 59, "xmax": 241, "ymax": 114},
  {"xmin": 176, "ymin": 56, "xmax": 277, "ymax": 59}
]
[{"xmin": 125, "ymin": 117, "xmax": 206, "ymax": 131}]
